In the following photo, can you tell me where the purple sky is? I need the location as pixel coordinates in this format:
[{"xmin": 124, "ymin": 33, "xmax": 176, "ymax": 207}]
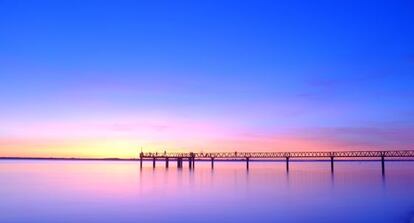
[{"xmin": 1, "ymin": 1, "xmax": 413, "ymax": 157}]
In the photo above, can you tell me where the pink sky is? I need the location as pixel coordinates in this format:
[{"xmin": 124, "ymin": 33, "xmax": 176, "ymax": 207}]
[{"xmin": 1, "ymin": 115, "xmax": 412, "ymax": 158}]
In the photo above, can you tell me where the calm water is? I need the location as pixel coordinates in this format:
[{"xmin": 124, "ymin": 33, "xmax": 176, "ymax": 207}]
[{"xmin": 1, "ymin": 160, "xmax": 414, "ymax": 223}]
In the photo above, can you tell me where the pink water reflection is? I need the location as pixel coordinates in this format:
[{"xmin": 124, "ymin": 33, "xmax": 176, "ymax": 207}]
[{"xmin": 0, "ymin": 160, "xmax": 413, "ymax": 223}]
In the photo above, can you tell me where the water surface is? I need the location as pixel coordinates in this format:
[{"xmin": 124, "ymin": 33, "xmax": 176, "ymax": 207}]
[{"xmin": 1, "ymin": 160, "xmax": 413, "ymax": 223}]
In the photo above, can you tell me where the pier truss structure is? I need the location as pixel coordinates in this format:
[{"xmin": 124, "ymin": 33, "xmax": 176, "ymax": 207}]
[{"xmin": 139, "ymin": 150, "xmax": 414, "ymax": 175}]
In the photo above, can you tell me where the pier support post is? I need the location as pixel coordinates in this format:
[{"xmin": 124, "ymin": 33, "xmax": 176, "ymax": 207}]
[
  {"xmin": 330, "ymin": 156, "xmax": 334, "ymax": 173},
  {"xmin": 189, "ymin": 157, "xmax": 192, "ymax": 169},
  {"xmin": 246, "ymin": 157, "xmax": 250, "ymax": 170},
  {"xmin": 153, "ymin": 157, "xmax": 156, "ymax": 168},
  {"xmin": 140, "ymin": 153, "xmax": 143, "ymax": 169},
  {"xmin": 286, "ymin": 157, "xmax": 290, "ymax": 172},
  {"xmin": 192, "ymin": 153, "xmax": 195, "ymax": 168},
  {"xmin": 166, "ymin": 157, "xmax": 169, "ymax": 168},
  {"xmin": 211, "ymin": 157, "xmax": 215, "ymax": 169},
  {"xmin": 177, "ymin": 158, "xmax": 182, "ymax": 168},
  {"xmin": 381, "ymin": 155, "xmax": 385, "ymax": 176}
]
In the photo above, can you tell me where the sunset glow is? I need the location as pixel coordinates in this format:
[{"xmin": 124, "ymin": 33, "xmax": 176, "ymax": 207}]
[{"xmin": 1, "ymin": 1, "xmax": 413, "ymax": 158}]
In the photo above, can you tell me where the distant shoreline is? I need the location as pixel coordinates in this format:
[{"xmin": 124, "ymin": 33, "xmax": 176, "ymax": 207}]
[{"xmin": 1, "ymin": 157, "xmax": 414, "ymax": 162}]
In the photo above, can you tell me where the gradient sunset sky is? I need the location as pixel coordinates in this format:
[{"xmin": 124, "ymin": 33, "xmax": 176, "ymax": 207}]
[{"xmin": 1, "ymin": 1, "xmax": 413, "ymax": 158}]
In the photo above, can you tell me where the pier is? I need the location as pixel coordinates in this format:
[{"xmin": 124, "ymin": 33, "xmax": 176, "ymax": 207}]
[{"xmin": 140, "ymin": 150, "xmax": 414, "ymax": 175}]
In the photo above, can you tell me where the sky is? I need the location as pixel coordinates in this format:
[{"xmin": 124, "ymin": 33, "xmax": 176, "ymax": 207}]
[{"xmin": 0, "ymin": 0, "xmax": 413, "ymax": 158}]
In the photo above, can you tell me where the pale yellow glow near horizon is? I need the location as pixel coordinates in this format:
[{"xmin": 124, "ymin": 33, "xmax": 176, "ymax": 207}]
[{"xmin": 0, "ymin": 134, "xmax": 371, "ymax": 158}]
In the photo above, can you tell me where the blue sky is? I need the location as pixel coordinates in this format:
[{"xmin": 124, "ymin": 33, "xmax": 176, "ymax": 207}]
[{"xmin": 0, "ymin": 0, "xmax": 413, "ymax": 157}]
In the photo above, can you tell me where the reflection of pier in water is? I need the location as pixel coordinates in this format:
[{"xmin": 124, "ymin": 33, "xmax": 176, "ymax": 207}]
[{"xmin": 140, "ymin": 150, "xmax": 414, "ymax": 175}]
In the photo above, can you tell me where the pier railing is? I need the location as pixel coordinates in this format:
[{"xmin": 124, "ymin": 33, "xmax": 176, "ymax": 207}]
[{"xmin": 141, "ymin": 150, "xmax": 414, "ymax": 158}]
